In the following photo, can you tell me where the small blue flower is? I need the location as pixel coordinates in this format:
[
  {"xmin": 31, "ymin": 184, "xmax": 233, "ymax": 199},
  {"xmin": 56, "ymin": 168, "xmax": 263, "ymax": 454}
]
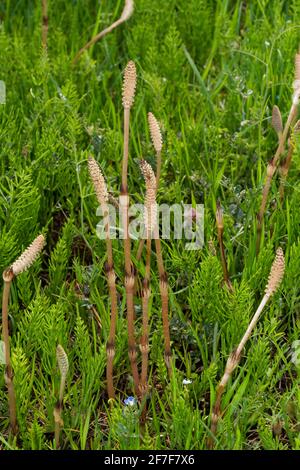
[{"xmin": 124, "ymin": 396, "xmax": 136, "ymax": 406}]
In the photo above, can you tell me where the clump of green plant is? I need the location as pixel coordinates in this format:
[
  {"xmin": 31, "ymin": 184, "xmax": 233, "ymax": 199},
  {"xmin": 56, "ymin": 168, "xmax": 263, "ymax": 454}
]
[
  {"xmin": 2, "ymin": 234, "xmax": 45, "ymax": 434},
  {"xmin": 87, "ymin": 61, "xmax": 172, "ymax": 401}
]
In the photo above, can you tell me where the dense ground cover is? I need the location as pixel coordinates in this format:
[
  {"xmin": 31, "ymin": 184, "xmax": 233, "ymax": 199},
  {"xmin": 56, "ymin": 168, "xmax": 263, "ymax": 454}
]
[{"xmin": 0, "ymin": 0, "xmax": 300, "ymax": 450}]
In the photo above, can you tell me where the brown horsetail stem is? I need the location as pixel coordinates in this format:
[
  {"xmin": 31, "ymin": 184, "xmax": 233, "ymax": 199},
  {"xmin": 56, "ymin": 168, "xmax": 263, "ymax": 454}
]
[
  {"xmin": 139, "ymin": 160, "xmax": 157, "ymax": 410},
  {"xmin": 2, "ymin": 234, "xmax": 45, "ymax": 434},
  {"xmin": 41, "ymin": 0, "xmax": 48, "ymax": 49},
  {"xmin": 215, "ymin": 201, "xmax": 233, "ymax": 292},
  {"xmin": 72, "ymin": 0, "xmax": 134, "ymax": 65},
  {"xmin": 208, "ymin": 248, "xmax": 285, "ymax": 449},
  {"xmin": 256, "ymin": 50, "xmax": 300, "ymax": 255},
  {"xmin": 54, "ymin": 344, "xmax": 69, "ymax": 448},
  {"xmin": 155, "ymin": 238, "xmax": 172, "ymax": 374},
  {"xmin": 121, "ymin": 60, "xmax": 140, "ymax": 396},
  {"xmin": 88, "ymin": 156, "xmax": 118, "ymax": 400},
  {"xmin": 2, "ymin": 268, "xmax": 17, "ymax": 435},
  {"xmin": 136, "ymin": 112, "xmax": 163, "ymax": 262}
]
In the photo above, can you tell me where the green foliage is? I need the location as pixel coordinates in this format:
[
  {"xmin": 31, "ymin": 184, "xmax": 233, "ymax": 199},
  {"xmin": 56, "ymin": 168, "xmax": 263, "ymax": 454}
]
[{"xmin": 0, "ymin": 0, "xmax": 299, "ymax": 451}]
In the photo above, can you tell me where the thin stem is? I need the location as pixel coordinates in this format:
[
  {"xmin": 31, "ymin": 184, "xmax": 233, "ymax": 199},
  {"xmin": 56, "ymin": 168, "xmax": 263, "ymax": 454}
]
[
  {"xmin": 103, "ymin": 206, "xmax": 118, "ymax": 400},
  {"xmin": 41, "ymin": 0, "xmax": 48, "ymax": 49},
  {"xmin": 2, "ymin": 273, "xmax": 17, "ymax": 434},
  {"xmin": 121, "ymin": 105, "xmax": 140, "ymax": 396},
  {"xmin": 156, "ymin": 150, "xmax": 161, "ymax": 188},
  {"xmin": 136, "ymin": 238, "xmax": 145, "ymax": 262},
  {"xmin": 54, "ymin": 401, "xmax": 62, "ymax": 449},
  {"xmin": 59, "ymin": 377, "xmax": 66, "ymax": 405},
  {"xmin": 54, "ymin": 359, "xmax": 68, "ymax": 448},
  {"xmin": 125, "ymin": 272, "xmax": 140, "ymax": 396},
  {"xmin": 140, "ymin": 238, "xmax": 151, "ymax": 412},
  {"xmin": 122, "ymin": 108, "xmax": 130, "ymax": 194},
  {"xmin": 256, "ymin": 102, "xmax": 298, "ymax": 254},
  {"xmin": 235, "ymin": 294, "xmax": 269, "ymax": 359},
  {"xmin": 154, "ymin": 237, "xmax": 171, "ymax": 374},
  {"xmin": 72, "ymin": 0, "xmax": 134, "ymax": 65}
]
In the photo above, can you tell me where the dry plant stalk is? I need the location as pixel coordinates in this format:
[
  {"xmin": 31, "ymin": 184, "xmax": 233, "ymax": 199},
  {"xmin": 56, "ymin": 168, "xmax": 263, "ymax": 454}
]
[
  {"xmin": 279, "ymin": 120, "xmax": 300, "ymax": 201},
  {"xmin": 41, "ymin": 0, "xmax": 48, "ymax": 49},
  {"xmin": 2, "ymin": 268, "xmax": 17, "ymax": 434},
  {"xmin": 139, "ymin": 160, "xmax": 157, "ymax": 409},
  {"xmin": 54, "ymin": 345, "xmax": 69, "ymax": 448},
  {"xmin": 208, "ymin": 248, "xmax": 285, "ymax": 448},
  {"xmin": 256, "ymin": 51, "xmax": 300, "ymax": 255},
  {"xmin": 215, "ymin": 201, "xmax": 233, "ymax": 292},
  {"xmin": 155, "ymin": 237, "xmax": 172, "ymax": 374},
  {"xmin": 72, "ymin": 0, "xmax": 134, "ymax": 64},
  {"xmin": 2, "ymin": 234, "xmax": 45, "ymax": 434},
  {"xmin": 88, "ymin": 156, "xmax": 118, "ymax": 399},
  {"xmin": 136, "ymin": 112, "xmax": 162, "ymax": 262},
  {"xmin": 121, "ymin": 60, "xmax": 140, "ymax": 396}
]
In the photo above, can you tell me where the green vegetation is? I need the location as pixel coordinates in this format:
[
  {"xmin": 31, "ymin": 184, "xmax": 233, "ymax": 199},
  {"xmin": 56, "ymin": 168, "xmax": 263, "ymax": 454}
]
[{"xmin": 1, "ymin": 0, "xmax": 300, "ymax": 450}]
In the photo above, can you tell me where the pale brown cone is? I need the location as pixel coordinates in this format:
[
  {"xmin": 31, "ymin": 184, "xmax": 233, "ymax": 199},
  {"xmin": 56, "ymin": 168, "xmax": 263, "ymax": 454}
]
[
  {"xmin": 88, "ymin": 156, "xmax": 108, "ymax": 206},
  {"xmin": 265, "ymin": 248, "xmax": 285, "ymax": 296},
  {"xmin": 148, "ymin": 112, "xmax": 162, "ymax": 154},
  {"xmin": 11, "ymin": 234, "xmax": 45, "ymax": 276},
  {"xmin": 122, "ymin": 61, "xmax": 137, "ymax": 109},
  {"xmin": 56, "ymin": 345, "xmax": 69, "ymax": 379},
  {"xmin": 139, "ymin": 159, "xmax": 157, "ymax": 235},
  {"xmin": 272, "ymin": 105, "xmax": 283, "ymax": 135}
]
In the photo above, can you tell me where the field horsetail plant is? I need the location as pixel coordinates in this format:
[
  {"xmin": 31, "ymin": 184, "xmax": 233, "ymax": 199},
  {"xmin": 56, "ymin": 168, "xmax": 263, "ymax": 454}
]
[
  {"xmin": 256, "ymin": 50, "xmax": 300, "ymax": 254},
  {"xmin": 88, "ymin": 156, "xmax": 118, "ymax": 400},
  {"xmin": 2, "ymin": 234, "xmax": 45, "ymax": 434},
  {"xmin": 139, "ymin": 160, "xmax": 157, "ymax": 408},
  {"xmin": 209, "ymin": 248, "xmax": 285, "ymax": 448},
  {"xmin": 87, "ymin": 60, "xmax": 172, "ymax": 401},
  {"xmin": 136, "ymin": 112, "xmax": 163, "ymax": 262},
  {"xmin": 121, "ymin": 60, "xmax": 141, "ymax": 397}
]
